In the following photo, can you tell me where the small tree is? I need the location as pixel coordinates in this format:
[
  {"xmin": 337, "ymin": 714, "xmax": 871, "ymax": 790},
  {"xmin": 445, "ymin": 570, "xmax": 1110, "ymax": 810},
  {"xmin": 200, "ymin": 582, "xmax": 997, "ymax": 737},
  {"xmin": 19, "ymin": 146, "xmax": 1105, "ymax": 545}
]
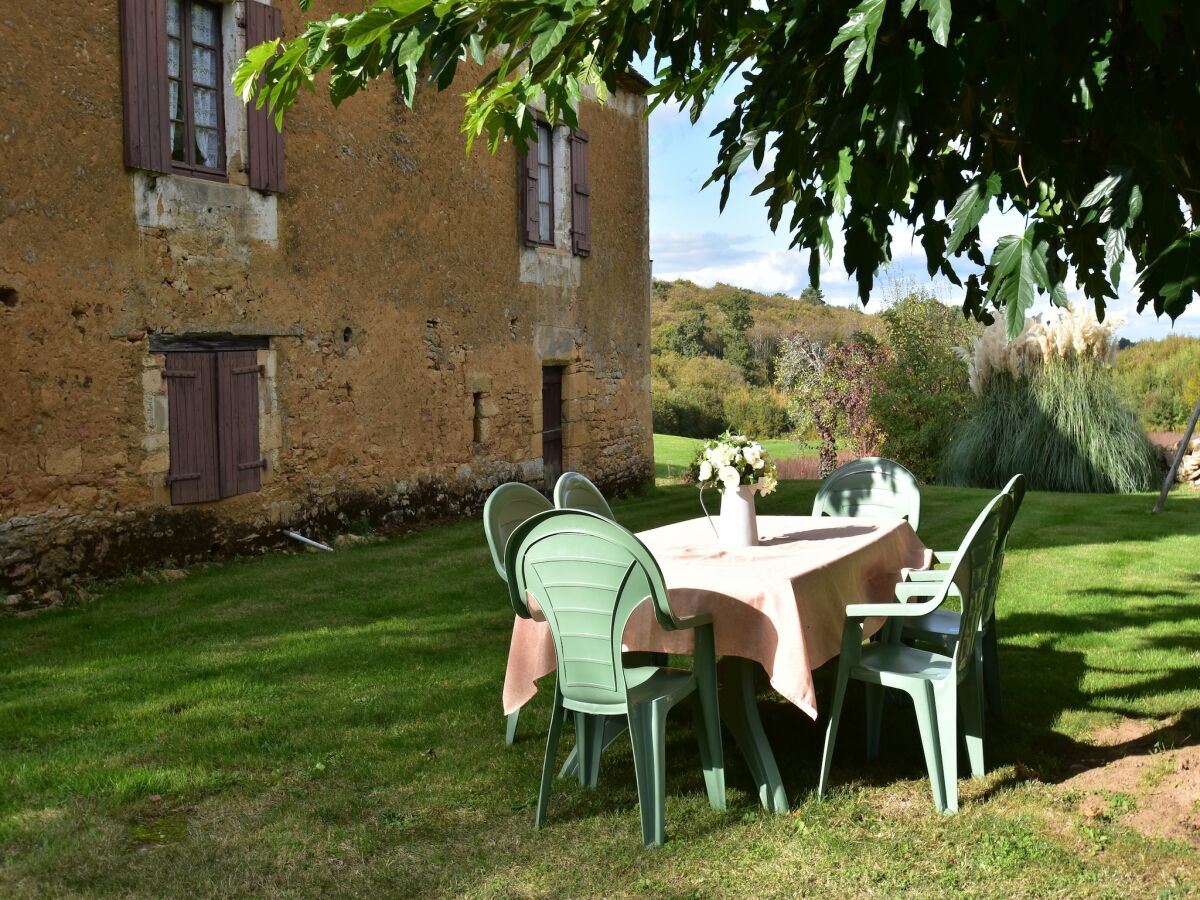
[
  {"xmin": 776, "ymin": 334, "xmax": 890, "ymax": 477},
  {"xmin": 872, "ymin": 288, "xmax": 980, "ymax": 481}
]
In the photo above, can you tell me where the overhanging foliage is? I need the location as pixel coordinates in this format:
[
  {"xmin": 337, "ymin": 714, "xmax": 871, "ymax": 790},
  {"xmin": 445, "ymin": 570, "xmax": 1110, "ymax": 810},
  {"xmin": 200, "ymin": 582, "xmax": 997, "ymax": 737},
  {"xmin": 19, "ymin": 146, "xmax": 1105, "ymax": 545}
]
[{"xmin": 237, "ymin": 1, "xmax": 1200, "ymax": 335}]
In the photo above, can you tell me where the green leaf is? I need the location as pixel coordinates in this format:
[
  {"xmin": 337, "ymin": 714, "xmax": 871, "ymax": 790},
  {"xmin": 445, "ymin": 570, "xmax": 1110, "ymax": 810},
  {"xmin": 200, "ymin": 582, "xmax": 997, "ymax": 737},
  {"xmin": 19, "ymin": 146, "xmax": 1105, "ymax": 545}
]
[
  {"xmin": 1135, "ymin": 230, "xmax": 1200, "ymax": 320},
  {"xmin": 830, "ymin": 0, "xmax": 887, "ymax": 88},
  {"xmin": 531, "ymin": 13, "xmax": 571, "ymax": 65},
  {"xmin": 1132, "ymin": 0, "xmax": 1170, "ymax": 46},
  {"xmin": 234, "ymin": 39, "xmax": 280, "ymax": 103},
  {"xmin": 945, "ymin": 173, "xmax": 998, "ymax": 254},
  {"xmin": 918, "ymin": 0, "xmax": 951, "ymax": 46},
  {"xmin": 986, "ymin": 226, "xmax": 1048, "ymax": 338}
]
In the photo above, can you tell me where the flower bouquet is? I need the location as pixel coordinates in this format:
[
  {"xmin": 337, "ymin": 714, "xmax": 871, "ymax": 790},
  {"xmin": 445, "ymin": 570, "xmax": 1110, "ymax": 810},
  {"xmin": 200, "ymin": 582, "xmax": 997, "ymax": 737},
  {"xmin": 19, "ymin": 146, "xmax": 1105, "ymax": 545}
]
[{"xmin": 690, "ymin": 431, "xmax": 779, "ymax": 547}]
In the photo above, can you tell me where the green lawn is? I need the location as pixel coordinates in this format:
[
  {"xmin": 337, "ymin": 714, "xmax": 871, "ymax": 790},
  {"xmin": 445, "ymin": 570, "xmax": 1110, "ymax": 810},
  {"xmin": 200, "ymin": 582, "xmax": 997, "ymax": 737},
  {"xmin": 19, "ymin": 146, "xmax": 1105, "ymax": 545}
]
[
  {"xmin": 654, "ymin": 433, "xmax": 819, "ymax": 481},
  {"xmin": 3, "ymin": 484, "xmax": 1200, "ymax": 897}
]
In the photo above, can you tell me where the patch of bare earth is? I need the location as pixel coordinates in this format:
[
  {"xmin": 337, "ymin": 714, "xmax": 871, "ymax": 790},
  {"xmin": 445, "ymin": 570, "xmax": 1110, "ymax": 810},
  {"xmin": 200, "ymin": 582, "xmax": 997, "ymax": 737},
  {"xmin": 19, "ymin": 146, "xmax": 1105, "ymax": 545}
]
[{"xmin": 1059, "ymin": 716, "xmax": 1200, "ymax": 846}]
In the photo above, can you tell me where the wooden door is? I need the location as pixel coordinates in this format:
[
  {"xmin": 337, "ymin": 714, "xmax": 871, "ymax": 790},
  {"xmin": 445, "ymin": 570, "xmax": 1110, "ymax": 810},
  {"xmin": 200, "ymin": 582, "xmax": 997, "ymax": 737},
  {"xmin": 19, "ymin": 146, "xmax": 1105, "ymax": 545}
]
[{"xmin": 541, "ymin": 366, "xmax": 564, "ymax": 491}]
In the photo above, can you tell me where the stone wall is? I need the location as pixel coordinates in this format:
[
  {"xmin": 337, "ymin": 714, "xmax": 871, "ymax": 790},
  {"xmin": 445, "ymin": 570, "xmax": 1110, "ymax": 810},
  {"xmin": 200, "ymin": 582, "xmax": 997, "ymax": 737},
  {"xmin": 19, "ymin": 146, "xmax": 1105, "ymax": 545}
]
[{"xmin": 0, "ymin": 1, "xmax": 653, "ymax": 600}]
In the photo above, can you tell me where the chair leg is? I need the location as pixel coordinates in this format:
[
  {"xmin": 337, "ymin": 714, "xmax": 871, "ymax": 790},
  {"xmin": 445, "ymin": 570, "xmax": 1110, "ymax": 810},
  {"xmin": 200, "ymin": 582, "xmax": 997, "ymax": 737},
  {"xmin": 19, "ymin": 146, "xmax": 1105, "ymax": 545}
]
[
  {"xmin": 535, "ymin": 686, "xmax": 566, "ymax": 829},
  {"xmin": 505, "ymin": 710, "xmax": 520, "ymax": 746},
  {"xmin": 909, "ymin": 681, "xmax": 947, "ymax": 814},
  {"xmin": 692, "ymin": 624, "xmax": 725, "ymax": 810},
  {"xmin": 960, "ymin": 648, "xmax": 986, "ymax": 779},
  {"xmin": 982, "ymin": 616, "xmax": 1003, "ymax": 718},
  {"xmin": 933, "ymin": 679, "xmax": 959, "ymax": 813},
  {"xmin": 573, "ymin": 712, "xmax": 608, "ymax": 789},
  {"xmin": 628, "ymin": 700, "xmax": 669, "ymax": 848},
  {"xmin": 817, "ymin": 659, "xmax": 852, "ymax": 799},
  {"xmin": 864, "ymin": 683, "xmax": 884, "ymax": 763}
]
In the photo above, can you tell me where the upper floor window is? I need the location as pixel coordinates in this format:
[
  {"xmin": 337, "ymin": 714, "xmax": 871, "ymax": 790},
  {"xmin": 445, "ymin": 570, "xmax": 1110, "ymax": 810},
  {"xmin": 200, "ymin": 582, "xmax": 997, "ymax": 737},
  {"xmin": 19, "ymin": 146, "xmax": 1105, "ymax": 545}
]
[
  {"xmin": 119, "ymin": 0, "xmax": 286, "ymax": 193},
  {"xmin": 520, "ymin": 118, "xmax": 591, "ymax": 256},
  {"xmin": 167, "ymin": 0, "xmax": 226, "ymax": 178}
]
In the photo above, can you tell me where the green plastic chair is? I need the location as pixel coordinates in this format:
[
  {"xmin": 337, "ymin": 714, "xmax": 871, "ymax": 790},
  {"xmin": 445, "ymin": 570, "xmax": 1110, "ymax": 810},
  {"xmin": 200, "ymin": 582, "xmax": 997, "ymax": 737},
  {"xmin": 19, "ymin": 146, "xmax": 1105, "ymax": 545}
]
[
  {"xmin": 902, "ymin": 474, "xmax": 1026, "ymax": 717},
  {"xmin": 553, "ymin": 471, "xmax": 616, "ymax": 521},
  {"xmin": 812, "ymin": 457, "xmax": 922, "ymax": 531},
  {"xmin": 817, "ymin": 492, "xmax": 1010, "ymax": 814},
  {"xmin": 505, "ymin": 509, "xmax": 725, "ymax": 847},
  {"xmin": 483, "ymin": 482, "xmax": 553, "ymax": 745}
]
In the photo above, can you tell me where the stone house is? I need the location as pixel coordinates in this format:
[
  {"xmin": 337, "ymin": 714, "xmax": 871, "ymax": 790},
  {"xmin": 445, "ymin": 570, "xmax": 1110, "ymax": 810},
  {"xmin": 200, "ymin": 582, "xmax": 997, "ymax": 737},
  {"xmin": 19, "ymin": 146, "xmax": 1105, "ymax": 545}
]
[{"xmin": 0, "ymin": 0, "xmax": 653, "ymax": 597}]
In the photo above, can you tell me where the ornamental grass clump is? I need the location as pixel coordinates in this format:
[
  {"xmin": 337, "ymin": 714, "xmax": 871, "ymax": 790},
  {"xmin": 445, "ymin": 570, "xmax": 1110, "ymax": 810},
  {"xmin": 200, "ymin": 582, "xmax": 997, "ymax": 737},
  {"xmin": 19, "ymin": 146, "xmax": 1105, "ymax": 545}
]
[{"xmin": 941, "ymin": 307, "xmax": 1159, "ymax": 494}]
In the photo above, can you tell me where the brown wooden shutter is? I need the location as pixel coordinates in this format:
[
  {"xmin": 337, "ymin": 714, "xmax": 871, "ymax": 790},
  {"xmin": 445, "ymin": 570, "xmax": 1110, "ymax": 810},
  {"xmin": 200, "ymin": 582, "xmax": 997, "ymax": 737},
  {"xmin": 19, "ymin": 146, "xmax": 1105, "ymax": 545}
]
[
  {"xmin": 246, "ymin": 2, "xmax": 286, "ymax": 193},
  {"xmin": 165, "ymin": 352, "xmax": 221, "ymax": 504},
  {"xmin": 520, "ymin": 134, "xmax": 541, "ymax": 245},
  {"xmin": 570, "ymin": 130, "xmax": 591, "ymax": 257},
  {"xmin": 216, "ymin": 351, "xmax": 264, "ymax": 497},
  {"xmin": 119, "ymin": 0, "xmax": 171, "ymax": 173}
]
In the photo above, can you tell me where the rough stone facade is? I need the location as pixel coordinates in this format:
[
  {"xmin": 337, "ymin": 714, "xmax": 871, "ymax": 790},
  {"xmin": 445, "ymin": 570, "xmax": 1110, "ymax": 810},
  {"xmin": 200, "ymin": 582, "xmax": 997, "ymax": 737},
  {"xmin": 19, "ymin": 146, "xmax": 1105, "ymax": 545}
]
[{"xmin": 0, "ymin": 1, "xmax": 653, "ymax": 598}]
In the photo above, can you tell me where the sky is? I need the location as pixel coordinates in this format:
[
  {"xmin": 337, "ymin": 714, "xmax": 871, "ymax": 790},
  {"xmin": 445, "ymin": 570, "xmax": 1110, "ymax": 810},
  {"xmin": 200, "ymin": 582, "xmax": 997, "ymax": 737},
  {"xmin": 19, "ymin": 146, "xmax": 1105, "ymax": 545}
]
[{"xmin": 645, "ymin": 75, "xmax": 1200, "ymax": 344}]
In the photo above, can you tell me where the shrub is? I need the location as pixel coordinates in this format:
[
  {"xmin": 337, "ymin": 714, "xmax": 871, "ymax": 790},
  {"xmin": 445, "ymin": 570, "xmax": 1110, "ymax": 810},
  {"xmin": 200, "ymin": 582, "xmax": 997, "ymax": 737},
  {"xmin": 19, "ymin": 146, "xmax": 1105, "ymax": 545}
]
[
  {"xmin": 722, "ymin": 387, "xmax": 792, "ymax": 438},
  {"xmin": 942, "ymin": 309, "xmax": 1159, "ymax": 493},
  {"xmin": 652, "ymin": 353, "xmax": 746, "ymax": 438},
  {"xmin": 872, "ymin": 291, "xmax": 980, "ymax": 482}
]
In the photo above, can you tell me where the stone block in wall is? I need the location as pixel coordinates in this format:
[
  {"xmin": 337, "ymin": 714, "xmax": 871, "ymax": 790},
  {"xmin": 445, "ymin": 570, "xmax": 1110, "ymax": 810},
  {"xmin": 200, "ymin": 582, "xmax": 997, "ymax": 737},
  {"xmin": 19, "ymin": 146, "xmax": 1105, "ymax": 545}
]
[
  {"xmin": 139, "ymin": 452, "xmax": 170, "ymax": 476},
  {"xmin": 41, "ymin": 446, "xmax": 82, "ymax": 476}
]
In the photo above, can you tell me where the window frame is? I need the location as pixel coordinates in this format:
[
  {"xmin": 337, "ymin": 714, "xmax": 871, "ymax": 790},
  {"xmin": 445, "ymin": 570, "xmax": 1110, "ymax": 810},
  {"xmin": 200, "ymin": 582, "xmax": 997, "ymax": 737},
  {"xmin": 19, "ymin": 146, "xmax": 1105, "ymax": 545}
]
[
  {"xmin": 167, "ymin": 0, "xmax": 228, "ymax": 182},
  {"xmin": 534, "ymin": 120, "xmax": 554, "ymax": 246}
]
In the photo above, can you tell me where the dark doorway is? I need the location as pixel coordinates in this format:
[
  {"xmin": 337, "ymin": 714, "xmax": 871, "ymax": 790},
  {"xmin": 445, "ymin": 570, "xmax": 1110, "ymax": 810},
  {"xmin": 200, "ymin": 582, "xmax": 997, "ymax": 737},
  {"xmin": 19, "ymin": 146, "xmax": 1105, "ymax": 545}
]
[{"xmin": 541, "ymin": 366, "xmax": 564, "ymax": 491}]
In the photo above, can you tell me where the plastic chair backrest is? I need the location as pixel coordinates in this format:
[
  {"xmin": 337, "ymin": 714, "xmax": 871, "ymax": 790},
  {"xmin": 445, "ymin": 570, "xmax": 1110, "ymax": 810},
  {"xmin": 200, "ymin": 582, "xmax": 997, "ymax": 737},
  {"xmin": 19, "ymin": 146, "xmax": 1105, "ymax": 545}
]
[
  {"xmin": 980, "ymin": 473, "xmax": 1027, "ymax": 623},
  {"xmin": 812, "ymin": 457, "xmax": 922, "ymax": 531},
  {"xmin": 944, "ymin": 493, "xmax": 1010, "ymax": 679},
  {"xmin": 553, "ymin": 471, "xmax": 616, "ymax": 521},
  {"xmin": 483, "ymin": 482, "xmax": 553, "ymax": 582},
  {"xmin": 505, "ymin": 510, "xmax": 682, "ymax": 712}
]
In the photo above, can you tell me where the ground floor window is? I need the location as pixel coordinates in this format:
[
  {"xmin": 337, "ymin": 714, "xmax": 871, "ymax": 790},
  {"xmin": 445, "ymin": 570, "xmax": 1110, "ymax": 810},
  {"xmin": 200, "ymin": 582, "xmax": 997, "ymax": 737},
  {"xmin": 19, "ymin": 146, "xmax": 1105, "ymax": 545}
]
[
  {"xmin": 542, "ymin": 365, "xmax": 564, "ymax": 491},
  {"xmin": 164, "ymin": 349, "xmax": 264, "ymax": 504}
]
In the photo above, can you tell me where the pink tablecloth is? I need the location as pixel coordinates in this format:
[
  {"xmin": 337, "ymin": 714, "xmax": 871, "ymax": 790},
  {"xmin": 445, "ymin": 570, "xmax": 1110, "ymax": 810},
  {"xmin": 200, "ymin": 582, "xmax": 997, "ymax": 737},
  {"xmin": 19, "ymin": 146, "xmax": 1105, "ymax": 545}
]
[{"xmin": 502, "ymin": 515, "xmax": 930, "ymax": 720}]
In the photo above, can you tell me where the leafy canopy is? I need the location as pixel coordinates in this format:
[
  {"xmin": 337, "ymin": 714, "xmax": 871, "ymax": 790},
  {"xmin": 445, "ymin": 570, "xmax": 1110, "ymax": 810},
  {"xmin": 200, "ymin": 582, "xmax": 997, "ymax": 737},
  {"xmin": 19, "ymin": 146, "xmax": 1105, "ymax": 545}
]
[{"xmin": 236, "ymin": 0, "xmax": 1200, "ymax": 336}]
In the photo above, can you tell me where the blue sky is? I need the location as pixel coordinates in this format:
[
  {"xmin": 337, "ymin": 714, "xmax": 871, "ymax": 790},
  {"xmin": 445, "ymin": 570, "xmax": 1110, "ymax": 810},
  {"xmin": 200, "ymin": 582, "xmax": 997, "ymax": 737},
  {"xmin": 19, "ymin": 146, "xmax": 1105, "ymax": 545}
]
[{"xmin": 645, "ymin": 77, "xmax": 1200, "ymax": 343}]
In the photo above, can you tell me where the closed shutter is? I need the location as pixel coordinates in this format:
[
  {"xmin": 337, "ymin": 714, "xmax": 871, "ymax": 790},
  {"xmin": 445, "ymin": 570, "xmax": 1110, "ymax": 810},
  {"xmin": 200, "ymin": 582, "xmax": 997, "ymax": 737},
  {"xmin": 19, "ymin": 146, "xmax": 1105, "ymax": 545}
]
[
  {"xmin": 216, "ymin": 351, "xmax": 264, "ymax": 497},
  {"xmin": 246, "ymin": 2, "xmax": 286, "ymax": 193},
  {"xmin": 520, "ymin": 134, "xmax": 541, "ymax": 245},
  {"xmin": 570, "ymin": 130, "xmax": 591, "ymax": 257},
  {"xmin": 165, "ymin": 352, "xmax": 221, "ymax": 504},
  {"xmin": 119, "ymin": 0, "xmax": 171, "ymax": 173}
]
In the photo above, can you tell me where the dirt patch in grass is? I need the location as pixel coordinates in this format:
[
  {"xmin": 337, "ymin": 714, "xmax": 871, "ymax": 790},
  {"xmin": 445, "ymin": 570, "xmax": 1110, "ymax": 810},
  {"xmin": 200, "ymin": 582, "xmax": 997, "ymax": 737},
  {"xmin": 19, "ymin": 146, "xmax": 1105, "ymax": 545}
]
[{"xmin": 1059, "ymin": 716, "xmax": 1200, "ymax": 847}]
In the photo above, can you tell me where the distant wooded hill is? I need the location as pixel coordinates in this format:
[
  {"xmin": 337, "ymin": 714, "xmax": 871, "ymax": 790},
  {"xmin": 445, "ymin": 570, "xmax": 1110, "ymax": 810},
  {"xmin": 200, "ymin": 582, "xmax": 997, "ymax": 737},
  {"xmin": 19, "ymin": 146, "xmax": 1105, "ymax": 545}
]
[{"xmin": 650, "ymin": 279, "xmax": 882, "ymax": 439}]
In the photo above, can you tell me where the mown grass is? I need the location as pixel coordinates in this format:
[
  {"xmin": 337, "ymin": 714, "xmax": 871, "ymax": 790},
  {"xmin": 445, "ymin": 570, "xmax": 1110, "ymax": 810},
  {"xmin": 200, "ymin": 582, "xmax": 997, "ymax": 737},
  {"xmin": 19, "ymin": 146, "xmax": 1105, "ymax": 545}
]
[
  {"xmin": 2, "ymin": 484, "xmax": 1200, "ymax": 897},
  {"xmin": 654, "ymin": 434, "xmax": 818, "ymax": 482}
]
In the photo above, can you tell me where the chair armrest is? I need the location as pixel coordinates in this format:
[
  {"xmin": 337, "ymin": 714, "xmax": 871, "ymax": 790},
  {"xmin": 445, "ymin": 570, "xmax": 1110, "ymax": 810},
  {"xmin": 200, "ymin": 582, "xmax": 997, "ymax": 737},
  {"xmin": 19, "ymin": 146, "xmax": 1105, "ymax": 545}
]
[
  {"xmin": 905, "ymin": 570, "xmax": 948, "ymax": 582},
  {"xmin": 846, "ymin": 599, "xmax": 941, "ymax": 618},
  {"xmin": 673, "ymin": 612, "xmax": 714, "ymax": 629},
  {"xmin": 895, "ymin": 581, "xmax": 960, "ymax": 603}
]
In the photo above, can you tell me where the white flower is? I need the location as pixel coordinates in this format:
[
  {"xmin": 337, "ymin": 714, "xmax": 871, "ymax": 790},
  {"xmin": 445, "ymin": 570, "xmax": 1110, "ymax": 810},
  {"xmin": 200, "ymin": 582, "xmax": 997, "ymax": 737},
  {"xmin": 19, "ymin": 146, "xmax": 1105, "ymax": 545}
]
[
  {"xmin": 743, "ymin": 444, "xmax": 764, "ymax": 469},
  {"xmin": 757, "ymin": 474, "xmax": 778, "ymax": 496},
  {"xmin": 697, "ymin": 460, "xmax": 713, "ymax": 482},
  {"xmin": 719, "ymin": 465, "xmax": 741, "ymax": 491}
]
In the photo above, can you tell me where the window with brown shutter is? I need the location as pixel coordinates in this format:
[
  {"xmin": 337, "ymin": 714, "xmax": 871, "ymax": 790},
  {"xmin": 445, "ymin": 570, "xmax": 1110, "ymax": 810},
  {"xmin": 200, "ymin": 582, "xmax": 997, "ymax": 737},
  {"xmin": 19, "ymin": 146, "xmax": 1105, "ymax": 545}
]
[
  {"xmin": 570, "ymin": 130, "xmax": 591, "ymax": 257},
  {"xmin": 520, "ymin": 120, "xmax": 554, "ymax": 246},
  {"xmin": 164, "ymin": 349, "xmax": 264, "ymax": 504},
  {"xmin": 120, "ymin": 0, "xmax": 286, "ymax": 192},
  {"xmin": 245, "ymin": 2, "xmax": 287, "ymax": 193}
]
